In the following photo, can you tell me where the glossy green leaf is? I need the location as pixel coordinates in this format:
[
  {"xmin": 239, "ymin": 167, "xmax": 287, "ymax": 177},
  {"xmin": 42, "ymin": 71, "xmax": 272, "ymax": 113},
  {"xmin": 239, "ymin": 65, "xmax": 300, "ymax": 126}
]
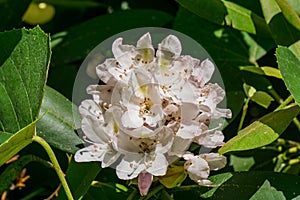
[
  {"xmin": 0, "ymin": 120, "xmax": 37, "ymax": 167},
  {"xmin": 249, "ymin": 180, "xmax": 285, "ymax": 200},
  {"xmin": 57, "ymin": 159, "xmax": 101, "ymax": 200},
  {"xmin": 260, "ymin": 0, "xmax": 300, "ymax": 46},
  {"xmin": 219, "ymin": 106, "xmax": 300, "ymax": 154},
  {"xmin": 176, "ymin": 0, "xmax": 270, "ymax": 36},
  {"xmin": 210, "ymin": 171, "xmax": 300, "ymax": 199},
  {"xmin": 52, "ymin": 9, "xmax": 173, "ymax": 65},
  {"xmin": 37, "ymin": 86, "xmax": 82, "ymax": 154},
  {"xmin": 0, "ymin": 0, "xmax": 31, "ymax": 31},
  {"xmin": 0, "ymin": 27, "xmax": 50, "ymax": 133},
  {"xmin": 274, "ymin": 0, "xmax": 300, "ymax": 31},
  {"xmin": 277, "ymin": 46, "xmax": 300, "ymax": 106},
  {"xmin": 159, "ymin": 165, "xmax": 187, "ymax": 189}
]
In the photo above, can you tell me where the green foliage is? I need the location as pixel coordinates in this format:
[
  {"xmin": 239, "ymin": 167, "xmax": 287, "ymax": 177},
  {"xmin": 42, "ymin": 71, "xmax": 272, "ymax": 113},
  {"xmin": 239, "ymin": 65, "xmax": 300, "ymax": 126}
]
[
  {"xmin": 1, "ymin": 0, "xmax": 300, "ymax": 199},
  {"xmin": 219, "ymin": 106, "xmax": 300, "ymax": 154}
]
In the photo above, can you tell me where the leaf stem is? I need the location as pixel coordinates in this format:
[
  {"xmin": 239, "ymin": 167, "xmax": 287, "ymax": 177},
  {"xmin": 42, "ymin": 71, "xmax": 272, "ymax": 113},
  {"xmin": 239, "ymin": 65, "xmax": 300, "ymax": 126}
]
[
  {"xmin": 238, "ymin": 98, "xmax": 250, "ymax": 131},
  {"xmin": 139, "ymin": 185, "xmax": 164, "ymax": 200},
  {"xmin": 32, "ymin": 135, "xmax": 74, "ymax": 200},
  {"xmin": 275, "ymin": 95, "xmax": 294, "ymax": 111}
]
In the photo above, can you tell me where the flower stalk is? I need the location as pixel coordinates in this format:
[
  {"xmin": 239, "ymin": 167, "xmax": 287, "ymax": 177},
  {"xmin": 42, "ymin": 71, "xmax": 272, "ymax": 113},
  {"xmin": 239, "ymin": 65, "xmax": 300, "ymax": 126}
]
[{"xmin": 32, "ymin": 135, "xmax": 74, "ymax": 200}]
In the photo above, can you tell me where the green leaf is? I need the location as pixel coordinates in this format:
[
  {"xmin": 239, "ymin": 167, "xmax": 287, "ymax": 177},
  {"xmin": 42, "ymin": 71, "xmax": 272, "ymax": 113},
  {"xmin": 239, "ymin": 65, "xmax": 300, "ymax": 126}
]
[
  {"xmin": 249, "ymin": 180, "xmax": 285, "ymax": 200},
  {"xmin": 37, "ymin": 86, "xmax": 82, "ymax": 154},
  {"xmin": 0, "ymin": 132, "xmax": 13, "ymax": 144},
  {"xmin": 0, "ymin": 26, "xmax": 50, "ymax": 133},
  {"xmin": 0, "ymin": 0, "xmax": 32, "ymax": 31},
  {"xmin": 57, "ymin": 159, "xmax": 101, "ymax": 200},
  {"xmin": 219, "ymin": 106, "xmax": 300, "ymax": 154},
  {"xmin": 159, "ymin": 165, "xmax": 187, "ymax": 189},
  {"xmin": 229, "ymin": 154, "xmax": 255, "ymax": 172},
  {"xmin": 277, "ymin": 46, "xmax": 300, "ymax": 106},
  {"xmin": 200, "ymin": 173, "xmax": 233, "ymax": 198},
  {"xmin": 289, "ymin": 40, "xmax": 300, "ymax": 60},
  {"xmin": 0, "ymin": 120, "xmax": 37, "ymax": 167},
  {"xmin": 52, "ymin": 9, "xmax": 173, "ymax": 65},
  {"xmin": 250, "ymin": 91, "xmax": 274, "ymax": 109},
  {"xmin": 242, "ymin": 32, "xmax": 267, "ymax": 62},
  {"xmin": 176, "ymin": 0, "xmax": 270, "ymax": 36},
  {"xmin": 286, "ymin": 0, "xmax": 300, "ymax": 15},
  {"xmin": 260, "ymin": 0, "xmax": 300, "ymax": 46},
  {"xmin": 210, "ymin": 171, "xmax": 300, "ymax": 199},
  {"xmin": 240, "ymin": 66, "xmax": 282, "ymax": 79},
  {"xmin": 274, "ymin": 0, "xmax": 300, "ymax": 32}
]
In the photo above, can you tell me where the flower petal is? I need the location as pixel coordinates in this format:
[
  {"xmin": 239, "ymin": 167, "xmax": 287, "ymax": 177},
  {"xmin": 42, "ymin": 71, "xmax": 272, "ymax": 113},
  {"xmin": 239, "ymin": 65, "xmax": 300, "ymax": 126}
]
[
  {"xmin": 116, "ymin": 153, "xmax": 145, "ymax": 180},
  {"xmin": 138, "ymin": 172, "xmax": 153, "ymax": 196},
  {"xmin": 201, "ymin": 153, "xmax": 227, "ymax": 171}
]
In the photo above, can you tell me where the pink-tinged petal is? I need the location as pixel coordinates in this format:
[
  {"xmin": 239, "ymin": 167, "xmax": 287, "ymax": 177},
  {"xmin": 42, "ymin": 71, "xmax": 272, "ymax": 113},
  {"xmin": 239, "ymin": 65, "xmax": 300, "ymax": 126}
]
[
  {"xmin": 116, "ymin": 153, "xmax": 145, "ymax": 180},
  {"xmin": 146, "ymin": 154, "xmax": 168, "ymax": 176},
  {"xmin": 195, "ymin": 130, "xmax": 224, "ymax": 148},
  {"xmin": 184, "ymin": 155, "xmax": 210, "ymax": 183},
  {"xmin": 158, "ymin": 35, "xmax": 182, "ymax": 58},
  {"xmin": 95, "ymin": 58, "xmax": 118, "ymax": 84},
  {"xmin": 201, "ymin": 153, "xmax": 227, "ymax": 171},
  {"xmin": 191, "ymin": 59, "xmax": 215, "ymax": 87},
  {"xmin": 86, "ymin": 84, "xmax": 113, "ymax": 104},
  {"xmin": 138, "ymin": 172, "xmax": 153, "ymax": 196}
]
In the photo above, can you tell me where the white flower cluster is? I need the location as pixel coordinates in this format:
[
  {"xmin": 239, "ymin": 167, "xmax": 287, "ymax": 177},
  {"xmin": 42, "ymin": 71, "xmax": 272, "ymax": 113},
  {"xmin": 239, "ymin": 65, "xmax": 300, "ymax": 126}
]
[{"xmin": 75, "ymin": 33, "xmax": 231, "ymax": 195}]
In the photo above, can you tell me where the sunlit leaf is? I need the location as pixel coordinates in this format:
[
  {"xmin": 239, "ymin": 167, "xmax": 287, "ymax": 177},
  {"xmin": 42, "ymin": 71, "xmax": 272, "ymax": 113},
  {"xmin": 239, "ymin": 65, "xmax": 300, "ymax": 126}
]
[
  {"xmin": 219, "ymin": 106, "xmax": 300, "ymax": 154},
  {"xmin": 274, "ymin": 0, "xmax": 300, "ymax": 32},
  {"xmin": 0, "ymin": 120, "xmax": 37, "ymax": 167},
  {"xmin": 277, "ymin": 46, "xmax": 300, "ymax": 105},
  {"xmin": 251, "ymin": 91, "xmax": 274, "ymax": 109},
  {"xmin": 176, "ymin": 0, "xmax": 270, "ymax": 36}
]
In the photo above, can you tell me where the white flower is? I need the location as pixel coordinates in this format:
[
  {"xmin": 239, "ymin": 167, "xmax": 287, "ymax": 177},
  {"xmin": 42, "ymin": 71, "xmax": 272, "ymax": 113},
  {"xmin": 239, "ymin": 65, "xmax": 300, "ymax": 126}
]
[
  {"xmin": 74, "ymin": 100, "xmax": 120, "ymax": 168},
  {"xmin": 96, "ymin": 33, "xmax": 154, "ymax": 85},
  {"xmin": 183, "ymin": 153, "xmax": 226, "ymax": 185},
  {"xmin": 75, "ymin": 32, "xmax": 232, "ymax": 196},
  {"xmin": 115, "ymin": 127, "xmax": 173, "ymax": 180}
]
